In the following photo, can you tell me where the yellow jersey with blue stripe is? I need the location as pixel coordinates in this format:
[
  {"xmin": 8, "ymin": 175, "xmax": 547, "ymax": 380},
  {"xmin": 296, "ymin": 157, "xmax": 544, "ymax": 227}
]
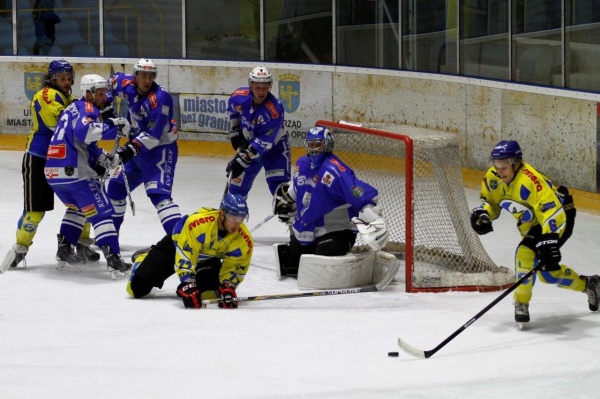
[
  {"xmin": 478, "ymin": 162, "xmax": 566, "ymax": 237},
  {"xmin": 172, "ymin": 208, "xmax": 253, "ymax": 287},
  {"xmin": 27, "ymin": 86, "xmax": 75, "ymax": 158}
]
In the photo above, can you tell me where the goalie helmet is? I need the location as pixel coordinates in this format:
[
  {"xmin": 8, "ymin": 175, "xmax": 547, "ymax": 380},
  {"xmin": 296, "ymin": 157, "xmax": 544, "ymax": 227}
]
[
  {"xmin": 133, "ymin": 58, "xmax": 157, "ymax": 77},
  {"xmin": 221, "ymin": 193, "xmax": 249, "ymax": 221},
  {"xmin": 80, "ymin": 74, "xmax": 108, "ymax": 99},
  {"xmin": 248, "ymin": 66, "xmax": 272, "ymax": 85},
  {"xmin": 491, "ymin": 140, "xmax": 522, "ymax": 162},
  {"xmin": 305, "ymin": 127, "xmax": 334, "ymax": 168}
]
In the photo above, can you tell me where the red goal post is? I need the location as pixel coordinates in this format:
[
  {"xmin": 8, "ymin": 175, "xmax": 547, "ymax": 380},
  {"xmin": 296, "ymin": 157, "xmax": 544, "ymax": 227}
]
[{"xmin": 315, "ymin": 120, "xmax": 514, "ymax": 293}]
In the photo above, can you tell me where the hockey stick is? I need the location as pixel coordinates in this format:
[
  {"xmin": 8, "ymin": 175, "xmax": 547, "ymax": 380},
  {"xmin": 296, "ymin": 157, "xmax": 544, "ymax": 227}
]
[
  {"xmin": 120, "ymin": 160, "xmax": 135, "ymax": 216},
  {"xmin": 250, "ymin": 214, "xmax": 274, "ymax": 232},
  {"xmin": 201, "ymin": 254, "xmax": 400, "ymax": 307},
  {"xmin": 397, "ymin": 263, "xmax": 545, "ymax": 359}
]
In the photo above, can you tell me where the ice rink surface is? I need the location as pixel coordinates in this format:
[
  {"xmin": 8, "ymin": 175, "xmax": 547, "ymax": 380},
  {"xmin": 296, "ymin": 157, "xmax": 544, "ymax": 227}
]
[{"xmin": 1, "ymin": 150, "xmax": 599, "ymax": 398}]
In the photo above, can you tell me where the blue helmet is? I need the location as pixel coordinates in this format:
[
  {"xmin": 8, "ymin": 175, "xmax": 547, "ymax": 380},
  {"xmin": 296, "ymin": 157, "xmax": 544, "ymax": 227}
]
[
  {"xmin": 221, "ymin": 193, "xmax": 249, "ymax": 220},
  {"xmin": 305, "ymin": 127, "xmax": 334, "ymax": 168},
  {"xmin": 47, "ymin": 59, "xmax": 74, "ymax": 77},
  {"xmin": 491, "ymin": 140, "xmax": 522, "ymax": 161}
]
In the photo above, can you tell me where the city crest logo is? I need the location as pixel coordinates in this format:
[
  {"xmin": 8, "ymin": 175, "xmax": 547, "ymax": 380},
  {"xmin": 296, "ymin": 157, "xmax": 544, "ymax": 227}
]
[
  {"xmin": 24, "ymin": 67, "xmax": 45, "ymax": 101},
  {"xmin": 278, "ymin": 73, "xmax": 300, "ymax": 114}
]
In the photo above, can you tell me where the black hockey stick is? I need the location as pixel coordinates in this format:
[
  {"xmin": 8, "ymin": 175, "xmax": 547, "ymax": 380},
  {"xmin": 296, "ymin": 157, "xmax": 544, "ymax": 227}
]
[
  {"xmin": 201, "ymin": 254, "xmax": 400, "ymax": 307},
  {"xmin": 398, "ymin": 263, "xmax": 545, "ymax": 359}
]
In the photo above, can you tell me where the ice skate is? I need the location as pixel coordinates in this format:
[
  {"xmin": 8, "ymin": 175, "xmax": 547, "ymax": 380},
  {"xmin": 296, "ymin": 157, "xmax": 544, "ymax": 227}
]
[
  {"xmin": 584, "ymin": 275, "xmax": 600, "ymax": 312},
  {"xmin": 76, "ymin": 238, "xmax": 100, "ymax": 263},
  {"xmin": 1, "ymin": 244, "xmax": 28, "ymax": 273},
  {"xmin": 515, "ymin": 301, "xmax": 530, "ymax": 329},
  {"xmin": 102, "ymin": 246, "xmax": 132, "ymax": 280},
  {"xmin": 56, "ymin": 234, "xmax": 84, "ymax": 272}
]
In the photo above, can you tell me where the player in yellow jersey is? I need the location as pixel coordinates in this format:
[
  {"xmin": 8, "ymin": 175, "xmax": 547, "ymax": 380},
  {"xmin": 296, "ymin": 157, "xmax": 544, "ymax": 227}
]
[
  {"xmin": 1, "ymin": 60, "xmax": 100, "ymax": 274},
  {"xmin": 471, "ymin": 140, "xmax": 600, "ymax": 324},
  {"xmin": 127, "ymin": 193, "xmax": 253, "ymax": 309}
]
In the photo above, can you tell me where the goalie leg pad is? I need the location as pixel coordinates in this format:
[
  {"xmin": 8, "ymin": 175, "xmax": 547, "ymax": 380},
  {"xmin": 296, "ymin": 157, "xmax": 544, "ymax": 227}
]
[
  {"xmin": 273, "ymin": 243, "xmax": 298, "ymax": 277},
  {"xmin": 297, "ymin": 252, "xmax": 376, "ymax": 289}
]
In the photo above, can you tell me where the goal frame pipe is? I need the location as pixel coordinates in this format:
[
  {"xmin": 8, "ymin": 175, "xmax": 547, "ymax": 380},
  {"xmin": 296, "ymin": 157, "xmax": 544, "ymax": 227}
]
[{"xmin": 315, "ymin": 120, "xmax": 415, "ymax": 292}]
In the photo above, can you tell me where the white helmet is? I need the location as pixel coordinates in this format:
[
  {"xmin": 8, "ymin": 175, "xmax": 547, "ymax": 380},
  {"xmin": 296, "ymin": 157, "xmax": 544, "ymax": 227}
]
[
  {"xmin": 248, "ymin": 66, "xmax": 272, "ymax": 85},
  {"xmin": 80, "ymin": 74, "xmax": 108, "ymax": 98},
  {"xmin": 133, "ymin": 58, "xmax": 157, "ymax": 77}
]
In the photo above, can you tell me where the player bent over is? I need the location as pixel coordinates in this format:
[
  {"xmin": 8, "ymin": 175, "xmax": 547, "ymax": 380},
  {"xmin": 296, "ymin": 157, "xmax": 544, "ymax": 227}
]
[
  {"xmin": 272, "ymin": 127, "xmax": 389, "ymax": 279},
  {"xmin": 106, "ymin": 58, "xmax": 181, "ymax": 236},
  {"xmin": 44, "ymin": 74, "xmax": 133, "ymax": 279},
  {"xmin": 127, "ymin": 193, "xmax": 253, "ymax": 309},
  {"xmin": 1, "ymin": 60, "xmax": 99, "ymax": 274},
  {"xmin": 225, "ymin": 66, "xmax": 291, "ymax": 197},
  {"xmin": 471, "ymin": 140, "xmax": 600, "ymax": 324}
]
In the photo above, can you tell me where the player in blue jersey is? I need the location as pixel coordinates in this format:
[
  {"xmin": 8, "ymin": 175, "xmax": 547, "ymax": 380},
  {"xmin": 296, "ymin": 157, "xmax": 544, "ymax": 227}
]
[
  {"xmin": 272, "ymin": 127, "xmax": 388, "ymax": 277},
  {"xmin": 44, "ymin": 74, "xmax": 133, "ymax": 279},
  {"xmin": 1, "ymin": 60, "xmax": 102, "ymax": 274},
  {"xmin": 106, "ymin": 58, "xmax": 181, "ymax": 236},
  {"xmin": 225, "ymin": 66, "xmax": 291, "ymax": 198},
  {"xmin": 471, "ymin": 140, "xmax": 600, "ymax": 323}
]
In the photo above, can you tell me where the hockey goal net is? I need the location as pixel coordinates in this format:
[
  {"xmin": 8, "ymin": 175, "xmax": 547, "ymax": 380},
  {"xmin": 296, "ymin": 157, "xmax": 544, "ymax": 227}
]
[{"xmin": 314, "ymin": 120, "xmax": 514, "ymax": 293}]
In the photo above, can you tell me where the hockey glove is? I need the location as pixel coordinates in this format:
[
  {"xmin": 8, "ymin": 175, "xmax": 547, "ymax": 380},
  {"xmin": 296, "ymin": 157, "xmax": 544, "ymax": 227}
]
[
  {"xmin": 96, "ymin": 150, "xmax": 119, "ymax": 175},
  {"xmin": 176, "ymin": 279, "xmax": 203, "ymax": 309},
  {"xmin": 116, "ymin": 142, "xmax": 139, "ymax": 164},
  {"xmin": 536, "ymin": 233, "xmax": 562, "ymax": 271},
  {"xmin": 352, "ymin": 205, "xmax": 389, "ymax": 251},
  {"xmin": 100, "ymin": 105, "xmax": 117, "ymax": 120},
  {"xmin": 228, "ymin": 126, "xmax": 248, "ymax": 151},
  {"xmin": 217, "ymin": 281, "xmax": 238, "ymax": 309},
  {"xmin": 470, "ymin": 208, "xmax": 493, "ymax": 235},
  {"xmin": 226, "ymin": 147, "xmax": 257, "ymax": 178},
  {"xmin": 108, "ymin": 117, "xmax": 131, "ymax": 137},
  {"xmin": 272, "ymin": 182, "xmax": 297, "ymax": 224}
]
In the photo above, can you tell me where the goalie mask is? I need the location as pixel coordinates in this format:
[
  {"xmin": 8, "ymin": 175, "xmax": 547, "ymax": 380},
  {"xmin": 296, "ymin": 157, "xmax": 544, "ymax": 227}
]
[{"xmin": 305, "ymin": 127, "xmax": 334, "ymax": 168}]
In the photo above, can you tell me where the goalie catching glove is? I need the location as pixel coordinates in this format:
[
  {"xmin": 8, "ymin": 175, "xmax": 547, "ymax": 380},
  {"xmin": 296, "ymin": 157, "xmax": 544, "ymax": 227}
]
[
  {"xmin": 272, "ymin": 182, "xmax": 297, "ymax": 224},
  {"xmin": 470, "ymin": 208, "xmax": 493, "ymax": 235},
  {"xmin": 352, "ymin": 205, "xmax": 389, "ymax": 251}
]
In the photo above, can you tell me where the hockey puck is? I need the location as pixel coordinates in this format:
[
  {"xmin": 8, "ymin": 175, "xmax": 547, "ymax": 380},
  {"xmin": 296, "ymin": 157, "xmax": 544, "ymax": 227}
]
[{"xmin": 388, "ymin": 351, "xmax": 399, "ymax": 357}]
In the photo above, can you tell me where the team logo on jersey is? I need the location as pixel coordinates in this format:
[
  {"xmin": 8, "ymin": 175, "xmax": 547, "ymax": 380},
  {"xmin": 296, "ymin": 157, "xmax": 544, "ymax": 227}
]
[
  {"xmin": 149, "ymin": 92, "xmax": 158, "ymax": 109},
  {"xmin": 278, "ymin": 74, "xmax": 300, "ymax": 114},
  {"xmin": 352, "ymin": 185, "xmax": 364, "ymax": 198},
  {"xmin": 24, "ymin": 68, "xmax": 45, "ymax": 101},
  {"xmin": 541, "ymin": 202, "xmax": 556, "ymax": 212},
  {"xmin": 321, "ymin": 171, "xmax": 334, "ymax": 187},
  {"xmin": 81, "ymin": 204, "xmax": 98, "ymax": 218},
  {"xmin": 47, "ymin": 144, "xmax": 67, "ymax": 159},
  {"xmin": 330, "ymin": 159, "xmax": 346, "ymax": 172}
]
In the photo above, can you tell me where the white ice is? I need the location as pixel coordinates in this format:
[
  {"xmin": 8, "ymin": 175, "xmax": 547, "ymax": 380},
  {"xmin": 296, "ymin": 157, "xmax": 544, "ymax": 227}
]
[{"xmin": 1, "ymin": 150, "xmax": 599, "ymax": 399}]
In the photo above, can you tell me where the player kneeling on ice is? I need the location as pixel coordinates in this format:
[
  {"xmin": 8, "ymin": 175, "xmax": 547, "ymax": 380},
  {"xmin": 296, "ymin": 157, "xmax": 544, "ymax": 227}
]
[
  {"xmin": 126, "ymin": 193, "xmax": 252, "ymax": 309},
  {"xmin": 44, "ymin": 74, "xmax": 134, "ymax": 279},
  {"xmin": 272, "ymin": 127, "xmax": 392, "ymax": 289},
  {"xmin": 471, "ymin": 140, "xmax": 600, "ymax": 324}
]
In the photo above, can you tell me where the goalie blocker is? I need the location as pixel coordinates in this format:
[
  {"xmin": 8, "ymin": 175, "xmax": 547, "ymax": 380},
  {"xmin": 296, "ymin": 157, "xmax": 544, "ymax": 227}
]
[{"xmin": 274, "ymin": 243, "xmax": 398, "ymax": 289}]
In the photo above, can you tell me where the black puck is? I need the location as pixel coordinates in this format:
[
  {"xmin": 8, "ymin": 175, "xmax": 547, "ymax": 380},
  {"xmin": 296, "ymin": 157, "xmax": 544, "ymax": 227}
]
[{"xmin": 388, "ymin": 351, "xmax": 399, "ymax": 357}]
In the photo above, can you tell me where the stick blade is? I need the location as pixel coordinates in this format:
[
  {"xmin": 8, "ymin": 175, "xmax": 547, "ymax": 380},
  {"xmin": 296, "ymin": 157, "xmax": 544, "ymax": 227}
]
[{"xmin": 397, "ymin": 338, "xmax": 427, "ymax": 359}]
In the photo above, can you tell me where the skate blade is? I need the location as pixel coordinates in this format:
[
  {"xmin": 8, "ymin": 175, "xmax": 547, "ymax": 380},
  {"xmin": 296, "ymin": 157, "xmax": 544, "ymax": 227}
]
[
  {"xmin": 56, "ymin": 261, "xmax": 83, "ymax": 273},
  {"xmin": 110, "ymin": 269, "xmax": 129, "ymax": 280},
  {"xmin": 518, "ymin": 322, "xmax": 528, "ymax": 331},
  {"xmin": 1, "ymin": 249, "xmax": 17, "ymax": 274}
]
